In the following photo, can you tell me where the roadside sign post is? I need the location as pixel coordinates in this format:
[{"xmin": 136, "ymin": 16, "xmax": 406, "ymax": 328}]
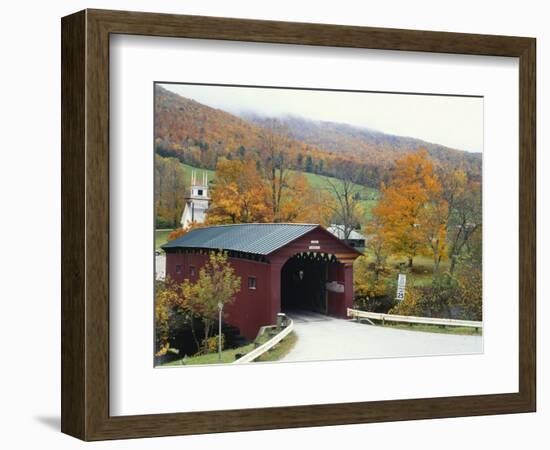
[
  {"xmin": 396, "ymin": 273, "xmax": 407, "ymax": 301},
  {"xmin": 218, "ymin": 302, "xmax": 223, "ymax": 362}
]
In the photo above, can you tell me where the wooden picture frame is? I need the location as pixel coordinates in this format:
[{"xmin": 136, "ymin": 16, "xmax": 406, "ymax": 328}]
[{"xmin": 61, "ymin": 9, "xmax": 536, "ymax": 441}]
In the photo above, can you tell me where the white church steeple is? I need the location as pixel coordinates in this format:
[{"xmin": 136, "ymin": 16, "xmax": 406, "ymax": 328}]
[
  {"xmin": 180, "ymin": 170, "xmax": 210, "ymax": 229},
  {"xmin": 189, "ymin": 170, "xmax": 209, "ymax": 199}
]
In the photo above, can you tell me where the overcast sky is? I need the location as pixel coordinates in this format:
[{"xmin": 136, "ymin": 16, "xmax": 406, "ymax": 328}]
[{"xmin": 161, "ymin": 83, "xmax": 484, "ymax": 153}]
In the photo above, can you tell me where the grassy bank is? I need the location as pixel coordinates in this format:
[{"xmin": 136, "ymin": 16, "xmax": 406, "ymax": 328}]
[
  {"xmin": 162, "ymin": 342, "xmax": 256, "ymax": 366},
  {"xmin": 254, "ymin": 331, "xmax": 298, "ymax": 362},
  {"xmin": 368, "ymin": 319, "xmax": 482, "ymax": 336},
  {"xmin": 359, "ymin": 250, "xmax": 451, "ymax": 289},
  {"xmin": 161, "ymin": 330, "xmax": 297, "ymax": 366},
  {"xmin": 181, "ymin": 163, "xmax": 215, "ymax": 187}
]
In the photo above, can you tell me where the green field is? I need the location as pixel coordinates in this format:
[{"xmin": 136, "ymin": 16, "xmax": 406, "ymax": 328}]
[
  {"xmin": 155, "ymin": 229, "xmax": 175, "ymax": 251},
  {"xmin": 298, "ymin": 170, "xmax": 378, "ymax": 220},
  {"xmin": 181, "ymin": 163, "xmax": 215, "ymax": 187},
  {"xmin": 388, "ymin": 254, "xmax": 450, "ymax": 288},
  {"xmin": 360, "ymin": 247, "xmax": 450, "ymax": 288}
]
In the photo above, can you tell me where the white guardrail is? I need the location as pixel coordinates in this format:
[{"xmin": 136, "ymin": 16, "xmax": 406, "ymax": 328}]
[
  {"xmin": 347, "ymin": 308, "xmax": 482, "ymax": 329},
  {"xmin": 233, "ymin": 319, "xmax": 294, "ymax": 364}
]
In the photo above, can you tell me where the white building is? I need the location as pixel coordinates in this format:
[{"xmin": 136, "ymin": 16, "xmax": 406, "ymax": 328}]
[
  {"xmin": 155, "ymin": 253, "xmax": 166, "ymax": 281},
  {"xmin": 180, "ymin": 170, "xmax": 210, "ymax": 228},
  {"xmin": 327, "ymin": 224, "xmax": 366, "ymax": 248}
]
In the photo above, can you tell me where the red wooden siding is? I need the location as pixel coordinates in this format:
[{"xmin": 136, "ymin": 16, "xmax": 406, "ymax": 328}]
[
  {"xmin": 165, "ymin": 251, "xmax": 273, "ymax": 340},
  {"xmin": 163, "ymin": 226, "xmax": 361, "ymax": 340}
]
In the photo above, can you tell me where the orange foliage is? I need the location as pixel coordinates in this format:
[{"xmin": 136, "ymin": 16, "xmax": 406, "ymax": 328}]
[
  {"xmin": 155, "ymin": 85, "xmax": 481, "ymax": 202},
  {"xmin": 278, "ymin": 172, "xmax": 335, "ymax": 226},
  {"xmin": 205, "ymin": 159, "xmax": 334, "ymax": 226},
  {"xmin": 167, "ymin": 222, "xmax": 205, "ymax": 241},
  {"xmin": 372, "ymin": 149, "xmax": 446, "ymax": 267},
  {"xmin": 206, "ymin": 159, "xmax": 272, "ymax": 224}
]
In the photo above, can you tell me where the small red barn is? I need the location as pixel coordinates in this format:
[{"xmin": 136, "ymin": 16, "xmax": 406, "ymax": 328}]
[{"xmin": 162, "ymin": 224, "xmax": 362, "ymax": 340}]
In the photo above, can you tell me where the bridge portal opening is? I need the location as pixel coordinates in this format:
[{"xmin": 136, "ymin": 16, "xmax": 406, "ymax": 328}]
[{"xmin": 280, "ymin": 253, "xmax": 337, "ymax": 314}]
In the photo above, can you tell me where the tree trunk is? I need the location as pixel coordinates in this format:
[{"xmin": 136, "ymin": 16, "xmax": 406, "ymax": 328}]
[
  {"xmin": 433, "ymin": 258, "xmax": 440, "ymax": 275},
  {"xmin": 433, "ymin": 249, "xmax": 440, "ymax": 274},
  {"xmin": 189, "ymin": 317, "xmax": 200, "ymax": 352},
  {"xmin": 449, "ymin": 255, "xmax": 457, "ymax": 274},
  {"xmin": 202, "ymin": 319, "xmax": 211, "ymax": 353},
  {"xmin": 408, "ymin": 256, "xmax": 413, "ymax": 268},
  {"xmin": 271, "ymin": 167, "xmax": 277, "ymax": 220}
]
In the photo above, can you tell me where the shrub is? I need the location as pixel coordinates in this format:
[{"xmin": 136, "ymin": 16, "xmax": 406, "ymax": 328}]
[
  {"xmin": 454, "ymin": 261, "xmax": 482, "ymax": 321},
  {"xmin": 353, "ymin": 256, "xmax": 400, "ymax": 313},
  {"xmin": 202, "ymin": 334, "xmax": 225, "ymax": 354},
  {"xmin": 156, "ymin": 215, "xmax": 175, "ymax": 229},
  {"xmin": 390, "ymin": 271, "xmax": 481, "ymax": 321}
]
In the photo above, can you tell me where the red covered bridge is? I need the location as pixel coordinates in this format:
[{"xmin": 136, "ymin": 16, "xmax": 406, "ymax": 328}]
[{"xmin": 162, "ymin": 224, "xmax": 362, "ymax": 340}]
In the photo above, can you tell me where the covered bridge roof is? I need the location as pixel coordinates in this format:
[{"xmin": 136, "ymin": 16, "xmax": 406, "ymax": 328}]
[{"xmin": 162, "ymin": 223, "xmax": 319, "ymax": 256}]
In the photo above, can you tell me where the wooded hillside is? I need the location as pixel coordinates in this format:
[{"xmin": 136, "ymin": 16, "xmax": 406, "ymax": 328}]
[{"xmin": 154, "ymin": 85, "xmax": 481, "ymax": 191}]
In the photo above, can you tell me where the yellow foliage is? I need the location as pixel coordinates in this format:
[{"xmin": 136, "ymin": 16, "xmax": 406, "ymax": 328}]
[
  {"xmin": 154, "ymin": 277, "xmax": 186, "ymax": 355},
  {"xmin": 182, "ymin": 251, "xmax": 241, "ymax": 354},
  {"xmin": 389, "ymin": 287, "xmax": 423, "ymax": 316},
  {"xmin": 353, "ymin": 255, "xmax": 387, "ymax": 299},
  {"xmin": 278, "ymin": 172, "xmax": 335, "ymax": 225},
  {"xmin": 372, "ymin": 149, "xmax": 447, "ymax": 268},
  {"xmin": 202, "ymin": 334, "xmax": 225, "ymax": 354},
  {"xmin": 168, "ymin": 221, "xmax": 205, "ymax": 241},
  {"xmin": 206, "ymin": 158, "xmax": 334, "ymax": 226},
  {"xmin": 207, "ymin": 159, "xmax": 272, "ymax": 224}
]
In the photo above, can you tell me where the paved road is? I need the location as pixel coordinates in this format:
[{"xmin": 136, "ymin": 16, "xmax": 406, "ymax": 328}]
[{"xmin": 281, "ymin": 311, "xmax": 483, "ymax": 363}]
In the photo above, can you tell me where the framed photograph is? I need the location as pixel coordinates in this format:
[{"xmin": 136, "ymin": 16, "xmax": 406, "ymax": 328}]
[{"xmin": 61, "ymin": 9, "xmax": 536, "ymax": 441}]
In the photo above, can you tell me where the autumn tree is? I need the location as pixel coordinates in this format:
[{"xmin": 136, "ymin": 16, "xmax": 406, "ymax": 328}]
[
  {"xmin": 439, "ymin": 169, "xmax": 482, "ymax": 273},
  {"xmin": 305, "ymin": 155, "xmax": 314, "ymax": 173},
  {"xmin": 155, "ymin": 155, "xmax": 187, "ymax": 228},
  {"xmin": 365, "ymin": 217, "xmax": 392, "ymax": 281},
  {"xmin": 324, "ymin": 166, "xmax": 363, "ymax": 239},
  {"xmin": 155, "ymin": 277, "xmax": 199, "ymax": 356},
  {"xmin": 296, "ymin": 153, "xmax": 304, "ymax": 170},
  {"xmin": 454, "ymin": 256, "xmax": 482, "ymax": 320},
  {"xmin": 372, "ymin": 149, "xmax": 442, "ymax": 268},
  {"xmin": 155, "ymin": 279, "xmax": 179, "ymax": 356},
  {"xmin": 206, "ymin": 159, "xmax": 272, "ymax": 224},
  {"xmin": 258, "ymin": 119, "xmax": 293, "ymax": 222},
  {"xmin": 419, "ymin": 197, "xmax": 449, "ymax": 273},
  {"xmin": 207, "ymin": 157, "xmax": 335, "ymax": 226},
  {"xmin": 181, "ymin": 251, "xmax": 241, "ymax": 354},
  {"xmin": 278, "ymin": 172, "xmax": 335, "ymax": 226}
]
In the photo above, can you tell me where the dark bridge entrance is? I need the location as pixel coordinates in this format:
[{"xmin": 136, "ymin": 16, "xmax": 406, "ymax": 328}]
[{"xmin": 281, "ymin": 253, "xmax": 337, "ymax": 314}]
